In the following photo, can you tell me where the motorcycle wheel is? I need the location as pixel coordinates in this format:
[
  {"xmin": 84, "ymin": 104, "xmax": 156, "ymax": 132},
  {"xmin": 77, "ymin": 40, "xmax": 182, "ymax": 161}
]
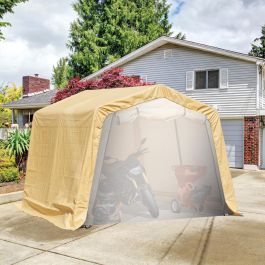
[
  {"xmin": 171, "ymin": 199, "xmax": 181, "ymax": 213},
  {"xmin": 141, "ymin": 186, "xmax": 159, "ymax": 218}
]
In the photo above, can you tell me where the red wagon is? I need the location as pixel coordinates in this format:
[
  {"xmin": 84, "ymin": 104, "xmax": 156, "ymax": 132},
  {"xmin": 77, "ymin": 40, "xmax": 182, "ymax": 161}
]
[{"xmin": 171, "ymin": 165, "xmax": 211, "ymax": 213}]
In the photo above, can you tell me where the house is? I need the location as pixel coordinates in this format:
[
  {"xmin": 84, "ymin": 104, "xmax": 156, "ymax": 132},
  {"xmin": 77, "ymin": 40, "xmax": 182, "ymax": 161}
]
[
  {"xmin": 3, "ymin": 75, "xmax": 56, "ymax": 127},
  {"xmin": 4, "ymin": 37, "xmax": 265, "ymax": 170},
  {"xmin": 84, "ymin": 36, "xmax": 265, "ymax": 170}
]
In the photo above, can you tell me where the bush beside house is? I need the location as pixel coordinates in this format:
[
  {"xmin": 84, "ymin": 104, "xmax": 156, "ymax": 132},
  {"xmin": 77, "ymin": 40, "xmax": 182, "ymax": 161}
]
[
  {"xmin": 0, "ymin": 129, "xmax": 30, "ymax": 184},
  {"xmin": 0, "ymin": 140, "xmax": 19, "ymax": 183}
]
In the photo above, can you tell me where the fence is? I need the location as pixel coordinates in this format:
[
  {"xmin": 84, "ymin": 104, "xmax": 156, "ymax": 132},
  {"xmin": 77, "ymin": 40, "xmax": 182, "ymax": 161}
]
[{"xmin": 0, "ymin": 128, "xmax": 22, "ymax": 140}]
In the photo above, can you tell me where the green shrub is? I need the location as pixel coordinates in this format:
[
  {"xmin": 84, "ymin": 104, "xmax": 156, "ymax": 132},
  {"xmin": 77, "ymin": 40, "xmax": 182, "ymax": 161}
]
[
  {"xmin": 0, "ymin": 139, "xmax": 6, "ymax": 149},
  {"xmin": 0, "ymin": 147, "xmax": 6, "ymax": 156},
  {"xmin": 0, "ymin": 145, "xmax": 18, "ymax": 183},
  {"xmin": 0, "ymin": 158, "xmax": 15, "ymax": 168},
  {"xmin": 0, "ymin": 167, "xmax": 19, "ymax": 183},
  {"xmin": 5, "ymin": 129, "xmax": 31, "ymax": 173},
  {"xmin": 0, "ymin": 148, "xmax": 16, "ymax": 167}
]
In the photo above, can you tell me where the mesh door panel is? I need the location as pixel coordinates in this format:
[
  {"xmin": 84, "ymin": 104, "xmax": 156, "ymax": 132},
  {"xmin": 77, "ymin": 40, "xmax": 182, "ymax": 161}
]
[{"xmin": 87, "ymin": 99, "xmax": 226, "ymax": 225}]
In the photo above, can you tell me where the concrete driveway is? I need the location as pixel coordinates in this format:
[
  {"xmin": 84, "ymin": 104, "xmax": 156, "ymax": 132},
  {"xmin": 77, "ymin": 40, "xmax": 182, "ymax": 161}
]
[{"xmin": 0, "ymin": 170, "xmax": 264, "ymax": 265}]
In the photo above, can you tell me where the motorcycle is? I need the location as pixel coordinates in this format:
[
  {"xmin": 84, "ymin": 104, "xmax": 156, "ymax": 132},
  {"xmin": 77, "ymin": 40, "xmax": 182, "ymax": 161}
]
[{"xmin": 93, "ymin": 138, "xmax": 159, "ymax": 224}]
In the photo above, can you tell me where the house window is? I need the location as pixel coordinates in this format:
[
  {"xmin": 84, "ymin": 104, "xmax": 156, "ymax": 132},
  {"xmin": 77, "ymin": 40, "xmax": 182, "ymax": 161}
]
[{"xmin": 195, "ymin": 70, "xmax": 219, "ymax": 89}]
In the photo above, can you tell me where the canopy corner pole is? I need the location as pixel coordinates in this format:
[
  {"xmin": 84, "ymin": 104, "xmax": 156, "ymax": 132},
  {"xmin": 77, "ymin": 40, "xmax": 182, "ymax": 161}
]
[{"xmin": 174, "ymin": 119, "xmax": 183, "ymax": 165}]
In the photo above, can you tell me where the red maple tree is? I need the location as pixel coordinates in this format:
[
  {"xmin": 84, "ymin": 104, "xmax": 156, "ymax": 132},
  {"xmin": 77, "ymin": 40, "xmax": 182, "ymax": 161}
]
[{"xmin": 51, "ymin": 68, "xmax": 153, "ymax": 103}]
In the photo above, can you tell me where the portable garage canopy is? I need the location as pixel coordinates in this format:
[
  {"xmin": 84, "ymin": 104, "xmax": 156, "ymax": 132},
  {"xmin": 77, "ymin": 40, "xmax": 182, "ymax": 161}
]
[{"xmin": 20, "ymin": 84, "xmax": 237, "ymax": 230}]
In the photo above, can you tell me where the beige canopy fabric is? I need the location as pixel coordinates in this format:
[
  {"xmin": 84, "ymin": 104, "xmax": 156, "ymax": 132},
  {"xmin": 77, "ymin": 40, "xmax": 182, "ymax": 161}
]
[{"xmin": 20, "ymin": 84, "xmax": 237, "ymax": 230}]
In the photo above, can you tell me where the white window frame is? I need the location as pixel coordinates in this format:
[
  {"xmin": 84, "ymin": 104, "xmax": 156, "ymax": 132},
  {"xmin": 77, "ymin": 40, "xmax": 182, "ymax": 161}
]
[{"xmin": 194, "ymin": 69, "xmax": 220, "ymax": 90}]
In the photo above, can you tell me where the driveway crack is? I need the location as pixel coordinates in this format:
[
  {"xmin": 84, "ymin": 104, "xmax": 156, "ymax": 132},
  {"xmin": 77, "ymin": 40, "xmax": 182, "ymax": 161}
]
[
  {"xmin": 158, "ymin": 219, "xmax": 192, "ymax": 264},
  {"xmin": 197, "ymin": 217, "xmax": 215, "ymax": 265}
]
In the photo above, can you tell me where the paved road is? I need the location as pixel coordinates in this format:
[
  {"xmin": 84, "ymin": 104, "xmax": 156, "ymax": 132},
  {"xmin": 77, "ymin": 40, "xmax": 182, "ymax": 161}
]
[{"xmin": 0, "ymin": 170, "xmax": 264, "ymax": 265}]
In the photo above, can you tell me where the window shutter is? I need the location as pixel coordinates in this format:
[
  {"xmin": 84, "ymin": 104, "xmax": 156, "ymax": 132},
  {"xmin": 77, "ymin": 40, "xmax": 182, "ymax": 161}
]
[
  {"xmin": 186, "ymin": 71, "xmax": 194, "ymax": 91},
  {"xmin": 220, "ymin": 68, "xmax": 228, "ymax": 89}
]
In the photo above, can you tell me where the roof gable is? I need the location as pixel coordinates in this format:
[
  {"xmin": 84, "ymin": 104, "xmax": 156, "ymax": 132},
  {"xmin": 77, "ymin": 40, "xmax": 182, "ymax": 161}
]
[{"xmin": 84, "ymin": 36, "xmax": 265, "ymax": 80}]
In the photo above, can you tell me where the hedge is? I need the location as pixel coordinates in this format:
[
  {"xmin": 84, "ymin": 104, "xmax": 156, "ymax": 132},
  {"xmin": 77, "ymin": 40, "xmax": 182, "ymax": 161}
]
[{"xmin": 0, "ymin": 145, "xmax": 19, "ymax": 183}]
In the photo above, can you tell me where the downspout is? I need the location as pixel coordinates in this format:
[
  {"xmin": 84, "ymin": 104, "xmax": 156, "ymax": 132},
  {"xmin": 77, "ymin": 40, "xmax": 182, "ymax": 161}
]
[
  {"xmin": 257, "ymin": 61, "xmax": 265, "ymax": 168},
  {"xmin": 256, "ymin": 61, "xmax": 265, "ymax": 111},
  {"xmin": 259, "ymin": 61, "xmax": 265, "ymax": 169},
  {"xmin": 262, "ymin": 64, "xmax": 265, "ymax": 109}
]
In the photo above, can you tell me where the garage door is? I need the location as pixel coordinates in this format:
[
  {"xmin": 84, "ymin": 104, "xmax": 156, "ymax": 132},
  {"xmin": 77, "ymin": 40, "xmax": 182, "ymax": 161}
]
[{"xmin": 221, "ymin": 119, "xmax": 243, "ymax": 168}]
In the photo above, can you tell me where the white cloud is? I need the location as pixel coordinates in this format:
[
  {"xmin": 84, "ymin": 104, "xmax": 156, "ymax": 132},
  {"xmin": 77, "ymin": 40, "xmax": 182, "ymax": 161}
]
[
  {"xmin": 0, "ymin": 0, "xmax": 76, "ymax": 86},
  {"xmin": 169, "ymin": 0, "xmax": 265, "ymax": 53},
  {"xmin": 0, "ymin": 0, "xmax": 264, "ymax": 86},
  {"xmin": 0, "ymin": 38, "xmax": 64, "ymax": 84}
]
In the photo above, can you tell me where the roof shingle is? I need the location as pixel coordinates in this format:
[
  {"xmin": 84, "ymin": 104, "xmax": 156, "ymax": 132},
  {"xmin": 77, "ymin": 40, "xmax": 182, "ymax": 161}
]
[{"xmin": 3, "ymin": 89, "xmax": 57, "ymax": 109}]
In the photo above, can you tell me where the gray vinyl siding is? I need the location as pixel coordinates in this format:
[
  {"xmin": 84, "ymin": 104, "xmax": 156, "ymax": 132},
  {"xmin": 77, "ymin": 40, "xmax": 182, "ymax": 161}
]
[{"xmin": 123, "ymin": 44, "xmax": 257, "ymax": 118}]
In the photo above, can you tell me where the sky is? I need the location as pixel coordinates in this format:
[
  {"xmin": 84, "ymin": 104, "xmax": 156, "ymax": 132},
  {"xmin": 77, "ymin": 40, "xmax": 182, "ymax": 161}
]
[{"xmin": 0, "ymin": 0, "xmax": 265, "ymax": 86}]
